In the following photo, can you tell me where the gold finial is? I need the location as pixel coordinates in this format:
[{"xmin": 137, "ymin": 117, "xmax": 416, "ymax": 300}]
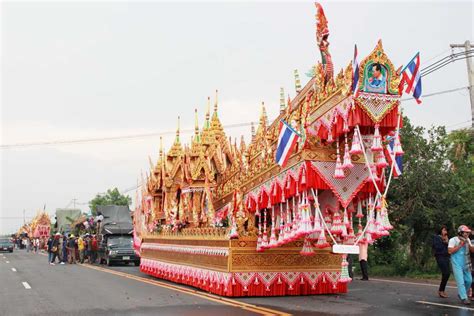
[
  {"xmin": 260, "ymin": 102, "xmax": 268, "ymax": 127},
  {"xmin": 286, "ymin": 94, "xmax": 292, "ymax": 115},
  {"xmin": 240, "ymin": 135, "xmax": 246, "ymax": 153},
  {"xmin": 280, "ymin": 87, "xmax": 286, "ymax": 113},
  {"xmin": 148, "ymin": 156, "xmax": 155, "ymax": 172},
  {"xmin": 204, "ymin": 97, "xmax": 211, "ymax": 129},
  {"xmin": 194, "ymin": 108, "xmax": 199, "ymax": 135},
  {"xmin": 294, "ymin": 69, "xmax": 302, "ymax": 93},
  {"xmin": 159, "ymin": 136, "xmax": 163, "ymax": 157},
  {"xmin": 175, "ymin": 116, "xmax": 180, "ymax": 143},
  {"xmin": 214, "ymin": 89, "xmax": 218, "ymax": 114},
  {"xmin": 251, "ymin": 122, "xmax": 256, "ymax": 141},
  {"xmin": 194, "ymin": 108, "xmax": 201, "ymax": 143}
]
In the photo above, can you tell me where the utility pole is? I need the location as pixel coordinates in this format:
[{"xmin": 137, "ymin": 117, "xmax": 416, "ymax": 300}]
[
  {"xmin": 72, "ymin": 198, "xmax": 77, "ymax": 209},
  {"xmin": 450, "ymin": 41, "xmax": 474, "ymax": 128}
]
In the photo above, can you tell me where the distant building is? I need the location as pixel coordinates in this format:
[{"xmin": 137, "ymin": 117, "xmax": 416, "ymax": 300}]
[{"xmin": 55, "ymin": 208, "xmax": 82, "ymax": 234}]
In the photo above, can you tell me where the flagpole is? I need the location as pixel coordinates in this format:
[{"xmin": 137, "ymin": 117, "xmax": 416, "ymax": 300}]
[
  {"xmin": 400, "ymin": 52, "xmax": 420, "ymax": 74},
  {"xmin": 280, "ymin": 119, "xmax": 302, "ymax": 137}
]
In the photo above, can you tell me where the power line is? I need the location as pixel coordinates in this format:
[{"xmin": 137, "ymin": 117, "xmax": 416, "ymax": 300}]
[
  {"xmin": 2, "ymin": 86, "xmax": 470, "ymax": 150},
  {"xmin": 423, "ymin": 48, "xmax": 451, "ymax": 65},
  {"xmin": 421, "ymin": 53, "xmax": 473, "ymax": 77},
  {"xmin": 446, "ymin": 120, "xmax": 472, "ymax": 128},
  {"xmin": 421, "ymin": 50, "xmax": 473, "ymax": 76},
  {"xmin": 1, "ymin": 121, "xmax": 254, "ymax": 149},
  {"xmin": 401, "ymin": 86, "xmax": 469, "ymax": 101}
]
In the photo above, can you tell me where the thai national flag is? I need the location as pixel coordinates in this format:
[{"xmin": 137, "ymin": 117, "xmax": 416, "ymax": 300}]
[
  {"xmin": 400, "ymin": 53, "xmax": 422, "ymax": 104},
  {"xmin": 275, "ymin": 120, "xmax": 300, "ymax": 168},
  {"xmin": 352, "ymin": 44, "xmax": 359, "ymax": 95},
  {"xmin": 385, "ymin": 137, "xmax": 403, "ymax": 178}
]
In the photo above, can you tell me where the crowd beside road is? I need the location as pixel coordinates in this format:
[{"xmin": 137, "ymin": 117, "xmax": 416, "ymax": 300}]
[
  {"xmin": 433, "ymin": 224, "xmax": 474, "ymax": 305},
  {"xmin": 46, "ymin": 232, "xmax": 99, "ymax": 265}
]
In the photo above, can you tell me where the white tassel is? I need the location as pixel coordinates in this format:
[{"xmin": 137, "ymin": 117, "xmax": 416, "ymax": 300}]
[
  {"xmin": 342, "ymin": 133, "xmax": 354, "ymax": 169},
  {"xmin": 375, "ymin": 151, "xmax": 388, "ymax": 168},
  {"xmin": 356, "ymin": 199, "xmax": 364, "ymax": 219},
  {"xmin": 269, "ymin": 206, "xmax": 278, "ymax": 248},
  {"xmin": 394, "ymin": 133, "xmax": 404, "ymax": 156},
  {"xmin": 262, "ymin": 209, "xmax": 269, "ymax": 249},
  {"xmin": 371, "ymin": 124, "xmax": 383, "ymax": 152},
  {"xmin": 350, "ymin": 129, "xmax": 363, "ymax": 155},
  {"xmin": 334, "ymin": 141, "xmax": 345, "ymax": 179}
]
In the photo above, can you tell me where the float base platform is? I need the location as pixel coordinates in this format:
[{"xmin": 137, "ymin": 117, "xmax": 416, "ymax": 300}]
[{"xmin": 139, "ymin": 236, "xmax": 348, "ymax": 297}]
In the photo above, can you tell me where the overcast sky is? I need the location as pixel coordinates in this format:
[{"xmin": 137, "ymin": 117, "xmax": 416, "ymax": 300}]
[{"xmin": 1, "ymin": 1, "xmax": 473, "ymax": 234}]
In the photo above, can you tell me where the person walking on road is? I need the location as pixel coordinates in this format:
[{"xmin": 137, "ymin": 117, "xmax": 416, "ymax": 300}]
[
  {"xmin": 86, "ymin": 234, "xmax": 92, "ymax": 263},
  {"xmin": 448, "ymin": 225, "xmax": 474, "ymax": 305},
  {"xmin": 359, "ymin": 241, "xmax": 369, "ymax": 281},
  {"xmin": 433, "ymin": 225, "xmax": 451, "ymax": 298},
  {"xmin": 50, "ymin": 233, "xmax": 61, "ymax": 265},
  {"xmin": 26, "ymin": 238, "xmax": 31, "ymax": 253},
  {"xmin": 68, "ymin": 235, "xmax": 77, "ymax": 264},
  {"xmin": 47, "ymin": 236, "xmax": 54, "ymax": 263},
  {"xmin": 78, "ymin": 235, "xmax": 85, "ymax": 264},
  {"xmin": 91, "ymin": 235, "xmax": 98, "ymax": 264},
  {"xmin": 61, "ymin": 234, "xmax": 68, "ymax": 264}
]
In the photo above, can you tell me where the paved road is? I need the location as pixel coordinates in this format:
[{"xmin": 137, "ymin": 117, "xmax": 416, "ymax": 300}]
[{"xmin": 1, "ymin": 249, "xmax": 473, "ymax": 316}]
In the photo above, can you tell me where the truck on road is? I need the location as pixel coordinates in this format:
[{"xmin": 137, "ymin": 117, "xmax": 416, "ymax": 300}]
[{"xmin": 97, "ymin": 205, "xmax": 139, "ymax": 266}]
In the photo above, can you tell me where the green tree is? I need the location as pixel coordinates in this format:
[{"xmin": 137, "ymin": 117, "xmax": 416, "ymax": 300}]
[
  {"xmin": 371, "ymin": 118, "xmax": 473, "ymax": 275},
  {"xmin": 89, "ymin": 188, "xmax": 132, "ymax": 216}
]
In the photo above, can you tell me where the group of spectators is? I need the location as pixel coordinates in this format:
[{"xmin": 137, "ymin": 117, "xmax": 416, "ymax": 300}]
[
  {"xmin": 15, "ymin": 236, "xmax": 45, "ymax": 253},
  {"xmin": 433, "ymin": 224, "xmax": 474, "ymax": 305},
  {"xmin": 46, "ymin": 232, "xmax": 99, "ymax": 265}
]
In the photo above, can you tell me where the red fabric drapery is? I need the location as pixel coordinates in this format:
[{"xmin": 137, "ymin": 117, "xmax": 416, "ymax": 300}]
[{"xmin": 315, "ymin": 105, "xmax": 401, "ymax": 142}]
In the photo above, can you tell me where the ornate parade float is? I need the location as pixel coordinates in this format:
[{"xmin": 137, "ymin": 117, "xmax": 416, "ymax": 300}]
[
  {"xmin": 31, "ymin": 211, "xmax": 51, "ymax": 240},
  {"xmin": 133, "ymin": 3, "xmax": 412, "ymax": 297}
]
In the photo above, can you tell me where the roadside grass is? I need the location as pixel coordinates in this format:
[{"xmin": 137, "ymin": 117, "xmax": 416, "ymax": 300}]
[{"xmin": 353, "ymin": 264, "xmax": 439, "ymax": 280}]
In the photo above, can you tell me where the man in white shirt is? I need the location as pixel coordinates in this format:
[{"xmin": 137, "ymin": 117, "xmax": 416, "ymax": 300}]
[
  {"xmin": 359, "ymin": 242, "xmax": 369, "ymax": 281},
  {"xmin": 448, "ymin": 225, "xmax": 474, "ymax": 305}
]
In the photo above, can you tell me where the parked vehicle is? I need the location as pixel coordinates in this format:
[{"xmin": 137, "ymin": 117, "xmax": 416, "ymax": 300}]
[
  {"xmin": 0, "ymin": 237, "xmax": 14, "ymax": 252},
  {"xmin": 97, "ymin": 205, "xmax": 139, "ymax": 266}
]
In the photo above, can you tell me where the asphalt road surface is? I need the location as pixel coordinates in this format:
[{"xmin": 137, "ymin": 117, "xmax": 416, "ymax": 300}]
[{"xmin": 1, "ymin": 249, "xmax": 473, "ymax": 316}]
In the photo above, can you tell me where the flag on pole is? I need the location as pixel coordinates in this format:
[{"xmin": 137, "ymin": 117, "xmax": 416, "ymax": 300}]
[
  {"xmin": 399, "ymin": 53, "xmax": 422, "ymax": 104},
  {"xmin": 385, "ymin": 137, "xmax": 403, "ymax": 178},
  {"xmin": 352, "ymin": 44, "xmax": 359, "ymax": 95},
  {"xmin": 275, "ymin": 120, "xmax": 300, "ymax": 168}
]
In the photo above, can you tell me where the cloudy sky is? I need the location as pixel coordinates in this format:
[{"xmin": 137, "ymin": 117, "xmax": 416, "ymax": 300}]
[{"xmin": 1, "ymin": 1, "xmax": 472, "ymax": 234}]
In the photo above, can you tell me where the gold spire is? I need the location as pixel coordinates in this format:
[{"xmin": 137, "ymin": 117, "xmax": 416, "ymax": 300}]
[
  {"xmin": 280, "ymin": 87, "xmax": 286, "ymax": 114},
  {"xmin": 175, "ymin": 116, "xmax": 181, "ymax": 144},
  {"xmin": 240, "ymin": 135, "xmax": 246, "ymax": 151},
  {"xmin": 251, "ymin": 122, "xmax": 256, "ymax": 141},
  {"xmin": 294, "ymin": 69, "xmax": 302, "ymax": 93},
  {"xmin": 194, "ymin": 108, "xmax": 200, "ymax": 142},
  {"xmin": 257, "ymin": 102, "xmax": 268, "ymax": 135},
  {"xmin": 261, "ymin": 102, "xmax": 268, "ymax": 126},
  {"xmin": 204, "ymin": 97, "xmax": 211, "ymax": 129},
  {"xmin": 213, "ymin": 89, "xmax": 218, "ymax": 115},
  {"xmin": 168, "ymin": 116, "xmax": 183, "ymax": 157},
  {"xmin": 148, "ymin": 156, "xmax": 157, "ymax": 181},
  {"xmin": 286, "ymin": 94, "xmax": 292, "ymax": 115},
  {"xmin": 159, "ymin": 136, "xmax": 163, "ymax": 158}
]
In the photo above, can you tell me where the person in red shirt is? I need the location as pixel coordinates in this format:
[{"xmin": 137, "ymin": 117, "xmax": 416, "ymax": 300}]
[{"xmin": 91, "ymin": 235, "xmax": 98, "ymax": 264}]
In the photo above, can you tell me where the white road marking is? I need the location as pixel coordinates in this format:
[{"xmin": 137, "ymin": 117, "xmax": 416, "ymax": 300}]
[
  {"xmin": 370, "ymin": 278, "xmax": 456, "ymax": 289},
  {"xmin": 6, "ymin": 261, "xmax": 9, "ymax": 263},
  {"xmin": 22, "ymin": 282, "xmax": 31, "ymax": 289},
  {"xmin": 417, "ymin": 300, "xmax": 474, "ymax": 311},
  {"xmin": 11, "ymin": 268, "xmax": 17, "ymax": 272}
]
